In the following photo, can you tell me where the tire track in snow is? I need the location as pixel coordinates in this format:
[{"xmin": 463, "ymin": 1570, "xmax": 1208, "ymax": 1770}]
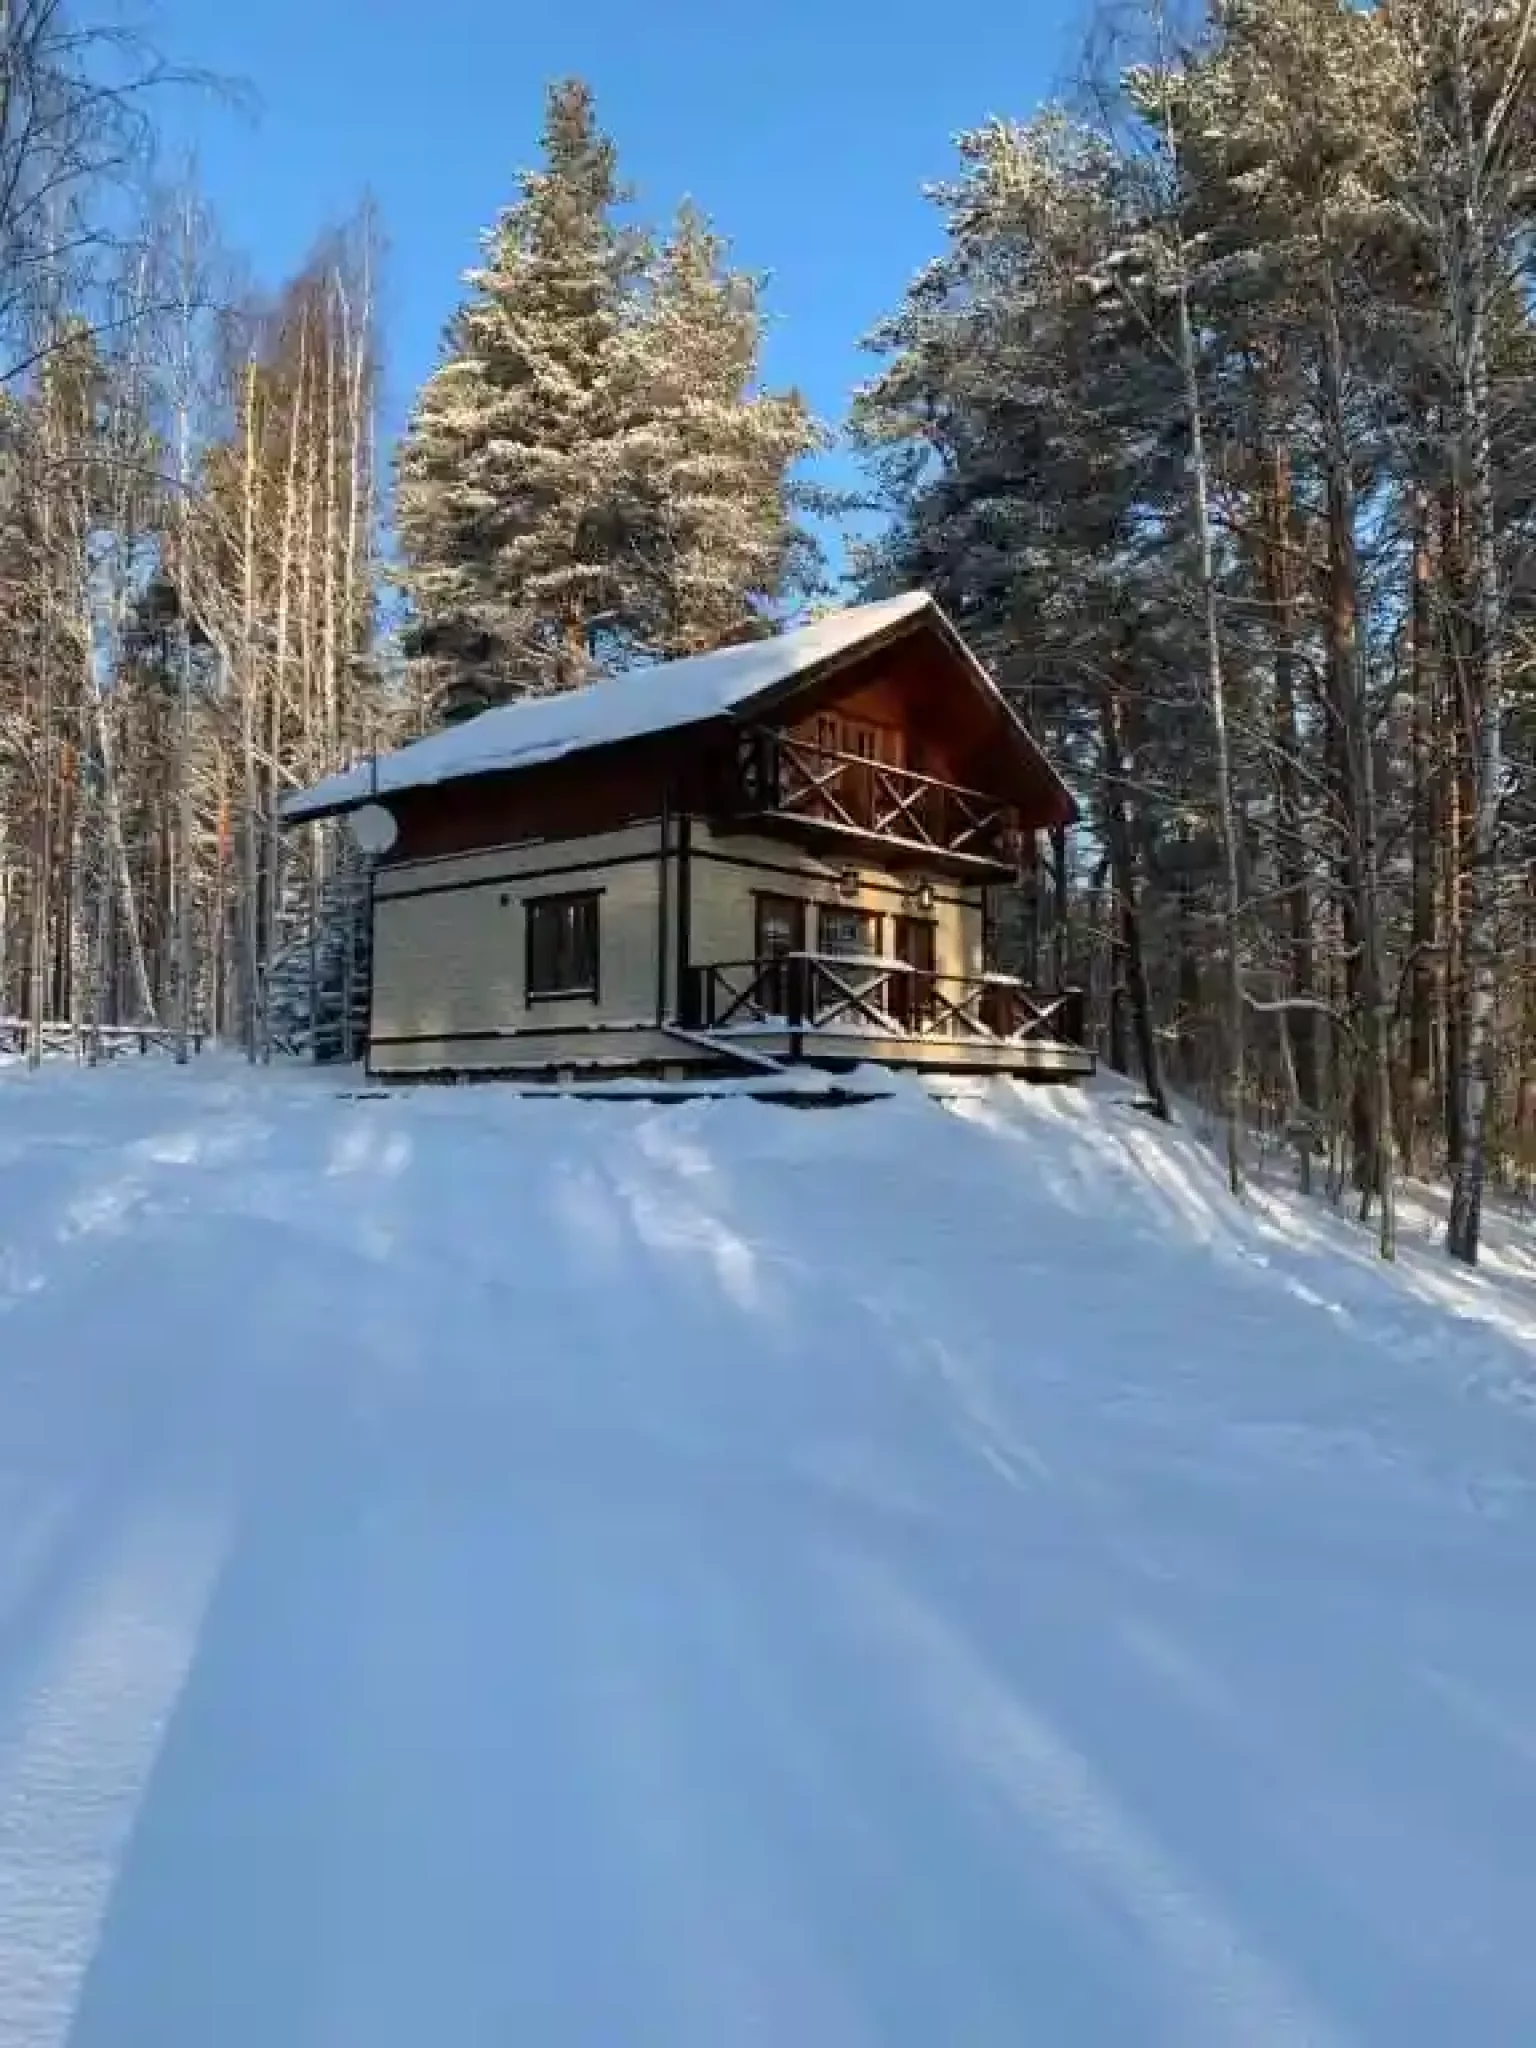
[
  {"xmin": 658, "ymin": 1512, "xmax": 1066, "ymax": 2045},
  {"xmin": 608, "ymin": 1108, "xmax": 1335, "ymax": 2038},
  {"xmin": 827, "ymin": 1547, "xmax": 1347, "ymax": 2048},
  {"xmin": 0, "ymin": 1494, "xmax": 229, "ymax": 2048},
  {"xmin": 496, "ymin": 1458, "xmax": 917, "ymax": 2048}
]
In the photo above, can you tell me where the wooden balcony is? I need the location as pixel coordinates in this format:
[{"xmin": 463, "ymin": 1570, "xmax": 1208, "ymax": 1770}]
[
  {"xmin": 680, "ymin": 952, "xmax": 1091, "ymax": 1080},
  {"xmin": 719, "ymin": 728, "xmax": 1026, "ymax": 875}
]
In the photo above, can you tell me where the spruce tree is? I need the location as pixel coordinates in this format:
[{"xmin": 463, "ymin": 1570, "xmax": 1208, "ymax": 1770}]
[
  {"xmin": 399, "ymin": 88, "xmax": 825, "ymax": 717},
  {"xmin": 396, "ymin": 79, "xmax": 643, "ymax": 719},
  {"xmin": 623, "ymin": 202, "xmax": 821, "ymax": 657}
]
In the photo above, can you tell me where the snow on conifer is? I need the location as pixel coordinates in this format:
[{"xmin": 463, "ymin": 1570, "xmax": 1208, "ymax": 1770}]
[
  {"xmin": 621, "ymin": 201, "xmax": 822, "ymax": 659},
  {"xmin": 397, "ymin": 82, "xmax": 821, "ymax": 723},
  {"xmin": 396, "ymin": 79, "xmax": 644, "ymax": 720}
]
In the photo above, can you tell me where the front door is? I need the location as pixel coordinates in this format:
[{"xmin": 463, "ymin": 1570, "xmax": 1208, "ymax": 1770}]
[
  {"xmin": 755, "ymin": 893, "xmax": 805, "ymax": 1019},
  {"xmin": 892, "ymin": 914, "xmax": 937, "ymax": 1030}
]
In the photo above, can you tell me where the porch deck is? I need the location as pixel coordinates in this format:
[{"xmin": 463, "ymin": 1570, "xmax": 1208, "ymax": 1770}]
[{"xmin": 680, "ymin": 953, "xmax": 1094, "ymax": 1082}]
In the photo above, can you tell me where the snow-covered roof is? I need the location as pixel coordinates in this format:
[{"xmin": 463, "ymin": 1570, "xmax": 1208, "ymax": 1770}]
[{"xmin": 282, "ymin": 594, "xmax": 934, "ymax": 823}]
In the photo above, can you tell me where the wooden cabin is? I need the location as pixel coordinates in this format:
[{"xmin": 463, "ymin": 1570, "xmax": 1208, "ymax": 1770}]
[{"xmin": 282, "ymin": 593, "xmax": 1094, "ymax": 1086}]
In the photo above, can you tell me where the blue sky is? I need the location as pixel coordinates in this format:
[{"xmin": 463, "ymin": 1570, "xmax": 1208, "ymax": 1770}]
[{"xmin": 154, "ymin": 0, "xmax": 1081, "ymax": 568}]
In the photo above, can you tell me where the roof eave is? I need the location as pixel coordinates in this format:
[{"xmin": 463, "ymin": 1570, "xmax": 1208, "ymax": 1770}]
[
  {"xmin": 919, "ymin": 603, "xmax": 1080, "ymax": 828},
  {"xmin": 277, "ymin": 710, "xmax": 739, "ymax": 831},
  {"xmin": 278, "ymin": 593, "xmax": 1081, "ymax": 831},
  {"xmin": 729, "ymin": 595, "xmax": 1079, "ymax": 830},
  {"xmin": 723, "ymin": 596, "xmax": 944, "ymax": 728}
]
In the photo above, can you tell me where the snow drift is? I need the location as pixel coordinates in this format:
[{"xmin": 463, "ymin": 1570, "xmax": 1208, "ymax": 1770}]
[{"xmin": 0, "ymin": 1060, "xmax": 1534, "ymax": 2046}]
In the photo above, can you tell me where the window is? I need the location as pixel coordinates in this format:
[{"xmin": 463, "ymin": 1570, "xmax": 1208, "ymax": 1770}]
[
  {"xmin": 812, "ymin": 713, "xmax": 903, "ymax": 766},
  {"xmin": 818, "ymin": 906, "xmax": 881, "ymax": 959},
  {"xmin": 526, "ymin": 891, "xmax": 600, "ymax": 1002}
]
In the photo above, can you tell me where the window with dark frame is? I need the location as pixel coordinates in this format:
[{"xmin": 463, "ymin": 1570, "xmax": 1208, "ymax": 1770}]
[
  {"xmin": 812, "ymin": 712, "xmax": 902, "ymax": 765},
  {"xmin": 818, "ymin": 905, "xmax": 881, "ymax": 959},
  {"xmin": 525, "ymin": 891, "xmax": 601, "ymax": 1002}
]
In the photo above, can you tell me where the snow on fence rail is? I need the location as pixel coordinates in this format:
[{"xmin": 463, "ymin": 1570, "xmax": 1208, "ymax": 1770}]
[{"xmin": 0, "ymin": 1018, "xmax": 207, "ymax": 1061}]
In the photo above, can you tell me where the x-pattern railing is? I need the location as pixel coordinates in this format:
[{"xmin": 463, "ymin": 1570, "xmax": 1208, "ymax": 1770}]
[
  {"xmin": 804, "ymin": 956, "xmax": 903, "ymax": 1033},
  {"xmin": 740, "ymin": 729, "xmax": 1014, "ymax": 862},
  {"xmin": 685, "ymin": 955, "xmax": 1081, "ymax": 1047}
]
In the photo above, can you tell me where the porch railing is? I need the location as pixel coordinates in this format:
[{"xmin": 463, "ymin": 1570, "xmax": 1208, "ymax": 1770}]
[
  {"xmin": 730, "ymin": 728, "xmax": 1022, "ymax": 867},
  {"xmin": 681, "ymin": 953, "xmax": 1084, "ymax": 1046}
]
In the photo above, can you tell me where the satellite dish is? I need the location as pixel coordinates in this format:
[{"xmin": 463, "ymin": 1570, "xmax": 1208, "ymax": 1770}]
[{"xmin": 348, "ymin": 802, "xmax": 399, "ymax": 856}]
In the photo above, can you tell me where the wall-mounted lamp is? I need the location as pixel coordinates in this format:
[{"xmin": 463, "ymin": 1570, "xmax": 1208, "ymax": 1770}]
[
  {"xmin": 906, "ymin": 877, "xmax": 936, "ymax": 913},
  {"xmin": 837, "ymin": 867, "xmax": 860, "ymax": 899}
]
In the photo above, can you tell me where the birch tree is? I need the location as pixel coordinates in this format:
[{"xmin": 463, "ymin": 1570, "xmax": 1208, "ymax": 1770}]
[{"xmin": 1387, "ymin": 0, "xmax": 1536, "ymax": 1262}]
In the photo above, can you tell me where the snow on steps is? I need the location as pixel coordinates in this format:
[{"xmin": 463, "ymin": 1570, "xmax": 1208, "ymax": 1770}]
[{"xmin": 0, "ymin": 1059, "xmax": 1533, "ymax": 2045}]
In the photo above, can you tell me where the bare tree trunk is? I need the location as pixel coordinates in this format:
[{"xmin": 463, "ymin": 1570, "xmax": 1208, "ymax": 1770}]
[
  {"xmin": 1407, "ymin": 479, "xmax": 1438, "ymax": 1173},
  {"xmin": 1317, "ymin": 248, "xmax": 1395, "ymax": 1255},
  {"xmin": 298, "ymin": 319, "xmax": 322, "ymax": 1041},
  {"xmin": 1175, "ymin": 265, "xmax": 1244, "ymax": 1190},
  {"xmin": 95, "ymin": 545, "xmax": 155, "ymax": 1022},
  {"xmin": 1440, "ymin": 481, "xmax": 1469, "ymax": 1170},
  {"xmin": 263, "ymin": 322, "xmax": 308, "ymax": 1061},
  {"xmin": 1150, "ymin": 13, "xmax": 1244, "ymax": 1188},
  {"xmin": 1100, "ymin": 668, "xmax": 1169, "ymax": 1117},
  {"xmin": 171, "ymin": 191, "xmax": 200, "ymax": 1065},
  {"xmin": 322, "ymin": 275, "xmax": 341, "ymax": 767},
  {"xmin": 27, "ymin": 360, "xmax": 56, "ymax": 1070},
  {"xmin": 240, "ymin": 353, "xmax": 260, "ymax": 1057},
  {"xmin": 27, "ymin": 666, "xmax": 50, "ymax": 1070},
  {"xmin": 1263, "ymin": 440, "xmax": 1320, "ymax": 1120},
  {"xmin": 1447, "ymin": 130, "xmax": 1504, "ymax": 1264}
]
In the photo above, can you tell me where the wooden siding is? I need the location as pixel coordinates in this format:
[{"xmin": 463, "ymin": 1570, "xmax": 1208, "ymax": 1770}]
[
  {"xmin": 368, "ymin": 618, "xmax": 1063, "ymax": 879},
  {"xmin": 371, "ymin": 822, "xmax": 669, "ymax": 1058},
  {"xmin": 383, "ymin": 732, "xmax": 678, "ymax": 863},
  {"xmin": 366, "ymin": 812, "xmax": 995, "ymax": 1079},
  {"xmin": 779, "ymin": 635, "xmax": 1059, "ymax": 828},
  {"xmin": 687, "ymin": 822, "xmax": 985, "ymax": 982}
]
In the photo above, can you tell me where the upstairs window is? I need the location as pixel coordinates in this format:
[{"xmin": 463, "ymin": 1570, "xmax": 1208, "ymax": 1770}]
[
  {"xmin": 526, "ymin": 891, "xmax": 600, "ymax": 1002},
  {"xmin": 812, "ymin": 714, "xmax": 903, "ymax": 766}
]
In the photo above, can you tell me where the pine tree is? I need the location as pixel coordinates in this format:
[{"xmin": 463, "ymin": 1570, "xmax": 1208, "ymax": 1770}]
[
  {"xmin": 396, "ymin": 79, "xmax": 643, "ymax": 719},
  {"xmin": 855, "ymin": 0, "xmax": 1536, "ymax": 1260},
  {"xmin": 853, "ymin": 114, "xmax": 1190, "ymax": 1120}
]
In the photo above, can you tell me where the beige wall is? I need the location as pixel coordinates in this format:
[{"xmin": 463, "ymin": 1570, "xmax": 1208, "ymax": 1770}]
[
  {"xmin": 687, "ymin": 823, "xmax": 985, "ymax": 980},
  {"xmin": 368, "ymin": 813, "xmax": 989, "ymax": 1077},
  {"xmin": 371, "ymin": 821, "xmax": 668, "ymax": 1057}
]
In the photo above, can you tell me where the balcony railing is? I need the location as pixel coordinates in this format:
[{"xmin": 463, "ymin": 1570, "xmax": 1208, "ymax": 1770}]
[
  {"xmin": 682, "ymin": 952, "xmax": 1085, "ymax": 1048},
  {"xmin": 727, "ymin": 729, "xmax": 1023, "ymax": 869}
]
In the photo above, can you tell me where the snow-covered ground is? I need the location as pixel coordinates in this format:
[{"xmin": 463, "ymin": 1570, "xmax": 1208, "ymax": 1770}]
[{"xmin": 1, "ymin": 1058, "xmax": 1535, "ymax": 2047}]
